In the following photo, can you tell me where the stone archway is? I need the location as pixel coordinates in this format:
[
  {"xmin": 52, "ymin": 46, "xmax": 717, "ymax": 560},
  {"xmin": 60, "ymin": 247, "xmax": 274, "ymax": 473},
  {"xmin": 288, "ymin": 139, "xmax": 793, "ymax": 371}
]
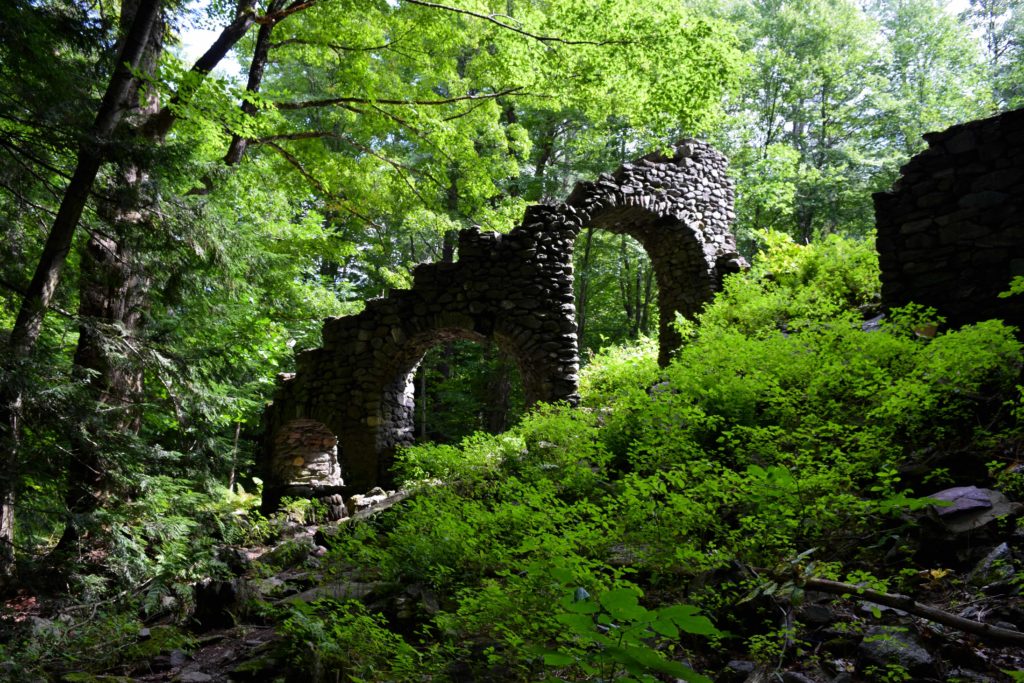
[
  {"xmin": 263, "ymin": 418, "xmax": 345, "ymax": 518},
  {"xmin": 563, "ymin": 141, "xmax": 745, "ymax": 364},
  {"xmin": 260, "ymin": 140, "xmax": 745, "ymax": 508}
]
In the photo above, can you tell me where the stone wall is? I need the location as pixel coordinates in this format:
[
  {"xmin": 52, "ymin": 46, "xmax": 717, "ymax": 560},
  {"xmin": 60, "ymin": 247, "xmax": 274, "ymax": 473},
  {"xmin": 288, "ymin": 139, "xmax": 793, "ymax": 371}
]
[
  {"xmin": 259, "ymin": 140, "xmax": 744, "ymax": 514},
  {"xmin": 875, "ymin": 108, "xmax": 1024, "ymax": 330}
]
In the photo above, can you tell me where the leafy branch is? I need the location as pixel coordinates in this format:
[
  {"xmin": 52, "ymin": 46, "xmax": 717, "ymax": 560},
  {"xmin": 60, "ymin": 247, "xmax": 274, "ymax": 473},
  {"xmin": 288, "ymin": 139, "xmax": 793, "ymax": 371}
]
[
  {"xmin": 403, "ymin": 0, "xmax": 630, "ymax": 46},
  {"xmin": 276, "ymin": 87, "xmax": 524, "ymax": 111},
  {"xmin": 264, "ymin": 141, "xmax": 388, "ymax": 231},
  {"xmin": 253, "ymin": 130, "xmax": 446, "ymax": 189},
  {"xmin": 269, "ymin": 37, "xmax": 395, "ymax": 52}
]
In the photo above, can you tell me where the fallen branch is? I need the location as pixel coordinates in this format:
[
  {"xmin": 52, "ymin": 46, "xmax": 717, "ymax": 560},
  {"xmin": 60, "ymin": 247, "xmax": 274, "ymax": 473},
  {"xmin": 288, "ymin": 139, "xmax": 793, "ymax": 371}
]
[{"xmin": 804, "ymin": 577, "xmax": 1024, "ymax": 646}]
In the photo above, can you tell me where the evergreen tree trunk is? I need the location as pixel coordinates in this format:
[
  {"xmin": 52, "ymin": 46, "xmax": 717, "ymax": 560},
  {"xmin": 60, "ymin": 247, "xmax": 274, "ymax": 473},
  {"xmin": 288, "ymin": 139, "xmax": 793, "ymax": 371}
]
[
  {"xmin": 59, "ymin": 222, "xmax": 152, "ymax": 549},
  {"xmin": 59, "ymin": 0, "xmax": 286, "ymax": 548},
  {"xmin": 56, "ymin": 0, "xmax": 164, "ymax": 551},
  {"xmin": 0, "ymin": 0, "xmax": 163, "ymax": 585}
]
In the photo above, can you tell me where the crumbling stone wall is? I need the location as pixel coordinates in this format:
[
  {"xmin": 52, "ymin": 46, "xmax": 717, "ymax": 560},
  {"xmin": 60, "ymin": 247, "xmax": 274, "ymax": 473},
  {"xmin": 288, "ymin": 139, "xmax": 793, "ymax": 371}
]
[
  {"xmin": 260, "ymin": 140, "xmax": 744, "ymax": 513},
  {"xmin": 875, "ymin": 108, "xmax": 1024, "ymax": 330}
]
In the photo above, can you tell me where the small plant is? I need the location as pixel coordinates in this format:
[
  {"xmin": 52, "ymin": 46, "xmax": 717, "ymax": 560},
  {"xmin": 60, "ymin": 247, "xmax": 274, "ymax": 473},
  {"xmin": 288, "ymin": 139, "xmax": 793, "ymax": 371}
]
[
  {"xmin": 279, "ymin": 495, "xmax": 326, "ymax": 525},
  {"xmin": 864, "ymin": 663, "xmax": 911, "ymax": 683},
  {"xmin": 998, "ymin": 275, "xmax": 1024, "ymax": 298},
  {"xmin": 277, "ymin": 599, "xmax": 419, "ymax": 682},
  {"xmin": 543, "ymin": 585, "xmax": 719, "ymax": 682}
]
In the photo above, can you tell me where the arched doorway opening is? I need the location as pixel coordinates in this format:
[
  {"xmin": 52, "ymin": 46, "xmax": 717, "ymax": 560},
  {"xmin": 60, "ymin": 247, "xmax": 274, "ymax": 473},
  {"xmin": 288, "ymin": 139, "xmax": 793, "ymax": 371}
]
[
  {"xmin": 574, "ymin": 228, "xmax": 659, "ymax": 360},
  {"xmin": 376, "ymin": 328, "xmax": 531, "ymax": 459},
  {"xmin": 414, "ymin": 339, "xmax": 526, "ymax": 443}
]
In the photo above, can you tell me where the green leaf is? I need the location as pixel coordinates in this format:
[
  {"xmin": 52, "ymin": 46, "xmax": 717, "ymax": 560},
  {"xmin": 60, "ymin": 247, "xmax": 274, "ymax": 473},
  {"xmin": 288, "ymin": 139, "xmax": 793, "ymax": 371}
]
[
  {"xmin": 555, "ymin": 612, "xmax": 595, "ymax": 636},
  {"xmin": 542, "ymin": 651, "xmax": 575, "ymax": 666},
  {"xmin": 674, "ymin": 614, "xmax": 719, "ymax": 637},
  {"xmin": 600, "ymin": 587, "xmax": 649, "ymax": 621},
  {"xmin": 607, "ymin": 645, "xmax": 712, "ymax": 683},
  {"xmin": 650, "ymin": 618, "xmax": 679, "ymax": 638},
  {"xmin": 565, "ymin": 599, "xmax": 601, "ymax": 614},
  {"xmin": 550, "ymin": 566, "xmax": 574, "ymax": 584}
]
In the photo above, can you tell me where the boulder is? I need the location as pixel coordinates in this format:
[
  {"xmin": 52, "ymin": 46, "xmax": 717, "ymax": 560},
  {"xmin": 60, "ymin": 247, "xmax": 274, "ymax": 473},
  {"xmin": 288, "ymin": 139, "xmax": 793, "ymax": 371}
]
[
  {"xmin": 926, "ymin": 486, "xmax": 1021, "ymax": 534},
  {"xmin": 968, "ymin": 542, "xmax": 1015, "ymax": 589},
  {"xmin": 857, "ymin": 626, "xmax": 936, "ymax": 676}
]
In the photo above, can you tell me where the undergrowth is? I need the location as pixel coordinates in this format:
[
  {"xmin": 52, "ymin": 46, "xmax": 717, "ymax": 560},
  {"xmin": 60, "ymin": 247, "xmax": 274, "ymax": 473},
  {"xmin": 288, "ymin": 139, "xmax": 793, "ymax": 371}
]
[
  {"xmin": 276, "ymin": 232, "xmax": 1022, "ymax": 681},
  {"xmin": 4, "ymin": 232, "xmax": 1022, "ymax": 681}
]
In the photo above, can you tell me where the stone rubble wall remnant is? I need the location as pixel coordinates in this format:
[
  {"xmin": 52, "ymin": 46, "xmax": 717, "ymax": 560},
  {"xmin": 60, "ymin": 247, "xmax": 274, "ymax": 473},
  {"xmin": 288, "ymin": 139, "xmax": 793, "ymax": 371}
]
[
  {"xmin": 875, "ymin": 107, "xmax": 1024, "ymax": 330},
  {"xmin": 259, "ymin": 140, "xmax": 745, "ymax": 515}
]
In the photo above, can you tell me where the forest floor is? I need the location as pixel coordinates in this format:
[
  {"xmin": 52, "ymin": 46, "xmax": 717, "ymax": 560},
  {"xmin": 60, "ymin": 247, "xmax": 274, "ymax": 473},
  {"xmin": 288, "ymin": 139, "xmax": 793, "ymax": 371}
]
[{"xmin": 18, "ymin": 482, "xmax": 1022, "ymax": 683}]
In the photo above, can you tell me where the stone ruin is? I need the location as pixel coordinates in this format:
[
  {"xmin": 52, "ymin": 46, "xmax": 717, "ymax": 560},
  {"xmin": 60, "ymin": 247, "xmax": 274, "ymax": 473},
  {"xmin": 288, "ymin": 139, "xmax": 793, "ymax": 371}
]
[
  {"xmin": 259, "ymin": 108, "xmax": 1024, "ymax": 519},
  {"xmin": 259, "ymin": 140, "xmax": 746, "ymax": 516},
  {"xmin": 875, "ymin": 107, "xmax": 1024, "ymax": 330}
]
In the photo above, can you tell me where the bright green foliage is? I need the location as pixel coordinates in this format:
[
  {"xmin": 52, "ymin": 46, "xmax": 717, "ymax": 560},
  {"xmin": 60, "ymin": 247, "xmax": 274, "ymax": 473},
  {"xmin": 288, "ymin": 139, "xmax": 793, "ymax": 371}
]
[
  {"xmin": 0, "ymin": 0, "xmax": 742, "ymax": 591},
  {"xmin": 715, "ymin": 0, "xmax": 886, "ymax": 244},
  {"xmin": 712, "ymin": 0, "xmax": 995, "ymax": 250},
  {"xmin": 3, "ymin": 0, "xmax": 1024, "ymax": 678},
  {"xmin": 235, "ymin": 0, "xmax": 742, "ymax": 278},
  {"xmin": 264, "ymin": 234, "xmax": 1022, "ymax": 681},
  {"xmin": 961, "ymin": 0, "xmax": 1024, "ymax": 107},
  {"xmin": 545, "ymin": 585, "xmax": 719, "ymax": 682},
  {"xmin": 868, "ymin": 0, "xmax": 993, "ymax": 156},
  {"xmin": 698, "ymin": 229, "xmax": 881, "ymax": 334},
  {"xmin": 278, "ymin": 599, "xmax": 420, "ymax": 682},
  {"xmin": 578, "ymin": 336, "xmax": 661, "ymax": 408},
  {"xmin": 1001, "ymin": 275, "xmax": 1024, "ymax": 298}
]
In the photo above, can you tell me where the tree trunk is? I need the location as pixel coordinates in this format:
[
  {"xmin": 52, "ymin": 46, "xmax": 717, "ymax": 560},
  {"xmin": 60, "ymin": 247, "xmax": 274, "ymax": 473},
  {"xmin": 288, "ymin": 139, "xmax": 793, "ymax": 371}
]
[
  {"xmin": 618, "ymin": 235, "xmax": 636, "ymax": 335},
  {"xmin": 417, "ymin": 367, "xmax": 428, "ymax": 439},
  {"xmin": 59, "ymin": 226, "xmax": 152, "ymax": 549},
  {"xmin": 224, "ymin": 0, "xmax": 286, "ymax": 164},
  {"xmin": 640, "ymin": 266, "xmax": 654, "ymax": 335},
  {"xmin": 483, "ymin": 344, "xmax": 512, "ymax": 434},
  {"xmin": 59, "ymin": 0, "xmax": 294, "ymax": 549},
  {"xmin": 3, "ymin": 0, "xmax": 162, "ymax": 361},
  {"xmin": 532, "ymin": 119, "xmax": 559, "ymax": 200},
  {"xmin": 56, "ymin": 0, "xmax": 164, "ymax": 551},
  {"xmin": 0, "ymin": 0, "xmax": 163, "ymax": 585}
]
